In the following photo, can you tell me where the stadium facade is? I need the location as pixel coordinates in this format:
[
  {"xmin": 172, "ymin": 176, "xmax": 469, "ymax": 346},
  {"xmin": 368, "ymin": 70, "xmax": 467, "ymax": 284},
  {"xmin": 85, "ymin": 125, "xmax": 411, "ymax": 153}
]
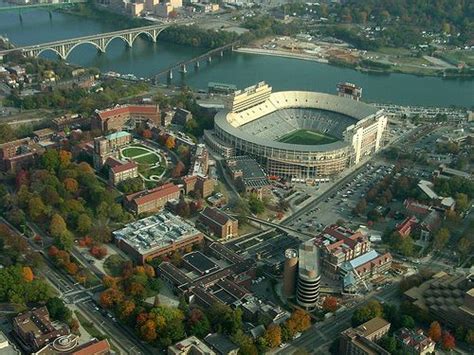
[{"xmin": 205, "ymin": 82, "xmax": 387, "ymax": 179}]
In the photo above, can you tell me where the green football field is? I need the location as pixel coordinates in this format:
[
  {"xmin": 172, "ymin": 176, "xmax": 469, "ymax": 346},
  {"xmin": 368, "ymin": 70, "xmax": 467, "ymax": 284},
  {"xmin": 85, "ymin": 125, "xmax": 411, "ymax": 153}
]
[{"xmin": 277, "ymin": 129, "xmax": 339, "ymax": 145}]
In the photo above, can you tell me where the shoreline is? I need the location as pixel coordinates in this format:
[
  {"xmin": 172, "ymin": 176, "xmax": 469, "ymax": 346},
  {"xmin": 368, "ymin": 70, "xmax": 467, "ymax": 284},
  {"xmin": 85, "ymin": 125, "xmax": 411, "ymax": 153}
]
[
  {"xmin": 235, "ymin": 47, "xmax": 474, "ymax": 79},
  {"xmin": 234, "ymin": 47, "xmax": 329, "ymax": 64}
]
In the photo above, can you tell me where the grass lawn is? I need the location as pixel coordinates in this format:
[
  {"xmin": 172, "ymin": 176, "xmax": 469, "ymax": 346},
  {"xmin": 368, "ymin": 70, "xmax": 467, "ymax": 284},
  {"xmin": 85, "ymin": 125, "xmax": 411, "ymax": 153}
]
[
  {"xmin": 103, "ymin": 254, "xmax": 127, "ymax": 277},
  {"xmin": 278, "ymin": 129, "xmax": 339, "ymax": 145},
  {"xmin": 121, "ymin": 147, "xmax": 149, "ymax": 158},
  {"xmin": 132, "ymin": 153, "xmax": 160, "ymax": 165},
  {"xmin": 141, "ymin": 166, "xmax": 166, "ymax": 178}
]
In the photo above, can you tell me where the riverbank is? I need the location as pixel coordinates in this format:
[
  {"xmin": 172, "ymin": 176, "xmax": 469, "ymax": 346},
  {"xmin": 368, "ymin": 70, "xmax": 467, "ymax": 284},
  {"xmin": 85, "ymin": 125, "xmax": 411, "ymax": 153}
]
[{"xmin": 235, "ymin": 47, "xmax": 329, "ymax": 64}]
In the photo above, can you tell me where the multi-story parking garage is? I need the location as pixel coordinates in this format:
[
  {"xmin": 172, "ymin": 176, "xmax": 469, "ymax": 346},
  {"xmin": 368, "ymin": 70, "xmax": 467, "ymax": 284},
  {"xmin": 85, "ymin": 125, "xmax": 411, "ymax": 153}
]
[{"xmin": 207, "ymin": 82, "xmax": 387, "ymax": 179}]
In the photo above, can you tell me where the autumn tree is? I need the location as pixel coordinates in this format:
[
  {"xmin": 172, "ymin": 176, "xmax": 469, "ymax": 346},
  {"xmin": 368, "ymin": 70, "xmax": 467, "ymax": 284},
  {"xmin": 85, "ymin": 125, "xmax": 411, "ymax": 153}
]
[
  {"xmin": 142, "ymin": 129, "xmax": 152, "ymax": 139},
  {"xmin": 59, "ymin": 150, "xmax": 72, "ymax": 169},
  {"xmin": 286, "ymin": 309, "xmax": 311, "ymax": 336},
  {"xmin": 22, "ymin": 266, "xmax": 34, "ymax": 282},
  {"xmin": 139, "ymin": 319, "xmax": 157, "ymax": 342},
  {"xmin": 428, "ymin": 321, "xmax": 442, "ymax": 342},
  {"xmin": 322, "ymin": 296, "xmax": 338, "ymax": 313},
  {"xmin": 165, "ymin": 136, "xmax": 176, "ymax": 150},
  {"xmin": 264, "ymin": 324, "xmax": 282, "ymax": 348},
  {"xmin": 441, "ymin": 331, "xmax": 455, "ymax": 350},
  {"xmin": 118, "ymin": 300, "xmax": 136, "ymax": 320},
  {"xmin": 100, "ymin": 288, "xmax": 124, "ymax": 308},
  {"xmin": 63, "ymin": 177, "xmax": 79, "ymax": 193}
]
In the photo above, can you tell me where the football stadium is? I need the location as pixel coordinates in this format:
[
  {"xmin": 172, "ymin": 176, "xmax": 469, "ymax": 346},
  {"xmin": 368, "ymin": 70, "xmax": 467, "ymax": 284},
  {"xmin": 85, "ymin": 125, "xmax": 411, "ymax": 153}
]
[{"xmin": 207, "ymin": 82, "xmax": 387, "ymax": 179}]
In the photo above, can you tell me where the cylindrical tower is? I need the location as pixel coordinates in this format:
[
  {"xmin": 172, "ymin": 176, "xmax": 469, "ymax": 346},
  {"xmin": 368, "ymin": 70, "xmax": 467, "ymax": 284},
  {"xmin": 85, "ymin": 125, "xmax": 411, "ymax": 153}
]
[
  {"xmin": 297, "ymin": 240, "xmax": 321, "ymax": 310},
  {"xmin": 283, "ymin": 248, "xmax": 298, "ymax": 297}
]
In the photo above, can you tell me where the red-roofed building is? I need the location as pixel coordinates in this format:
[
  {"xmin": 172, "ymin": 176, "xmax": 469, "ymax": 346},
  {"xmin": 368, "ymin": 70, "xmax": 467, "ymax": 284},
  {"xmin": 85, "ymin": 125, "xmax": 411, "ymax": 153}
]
[
  {"xmin": 315, "ymin": 225, "xmax": 370, "ymax": 276},
  {"xmin": 108, "ymin": 160, "xmax": 138, "ymax": 186},
  {"xmin": 124, "ymin": 183, "xmax": 180, "ymax": 214},
  {"xmin": 403, "ymin": 199, "xmax": 432, "ymax": 217},
  {"xmin": 72, "ymin": 339, "xmax": 111, "ymax": 355},
  {"xmin": 91, "ymin": 104, "xmax": 160, "ymax": 132},
  {"xmin": 396, "ymin": 216, "xmax": 419, "ymax": 238}
]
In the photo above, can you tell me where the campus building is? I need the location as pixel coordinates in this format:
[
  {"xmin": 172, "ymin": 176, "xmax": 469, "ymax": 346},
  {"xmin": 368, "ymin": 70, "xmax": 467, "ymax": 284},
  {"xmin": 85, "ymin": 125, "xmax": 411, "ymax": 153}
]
[
  {"xmin": 92, "ymin": 104, "xmax": 160, "ymax": 133},
  {"xmin": 404, "ymin": 271, "xmax": 474, "ymax": 329},
  {"xmin": 314, "ymin": 225, "xmax": 392, "ymax": 291},
  {"xmin": 0, "ymin": 138, "xmax": 44, "ymax": 173},
  {"xmin": 339, "ymin": 317, "xmax": 391, "ymax": 355},
  {"xmin": 92, "ymin": 131, "xmax": 132, "ymax": 169},
  {"xmin": 157, "ymin": 242, "xmax": 256, "ymax": 309},
  {"xmin": 124, "ymin": 183, "xmax": 180, "ymax": 215},
  {"xmin": 107, "ymin": 158, "xmax": 139, "ymax": 186},
  {"xmin": 225, "ymin": 156, "xmax": 269, "ymax": 197},
  {"xmin": 113, "ymin": 211, "xmax": 203, "ymax": 264},
  {"xmin": 198, "ymin": 207, "xmax": 238, "ymax": 239},
  {"xmin": 296, "ymin": 240, "xmax": 321, "ymax": 310},
  {"xmin": 12, "ymin": 307, "xmax": 69, "ymax": 353}
]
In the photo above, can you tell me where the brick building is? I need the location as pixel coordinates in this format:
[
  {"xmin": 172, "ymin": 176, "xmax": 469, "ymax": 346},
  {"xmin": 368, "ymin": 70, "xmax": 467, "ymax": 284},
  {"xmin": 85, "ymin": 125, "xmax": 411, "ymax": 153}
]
[
  {"xmin": 0, "ymin": 138, "xmax": 43, "ymax": 173},
  {"xmin": 124, "ymin": 183, "xmax": 180, "ymax": 214},
  {"xmin": 12, "ymin": 307, "xmax": 69, "ymax": 352},
  {"xmin": 199, "ymin": 207, "xmax": 238, "ymax": 239},
  {"xmin": 91, "ymin": 104, "xmax": 160, "ymax": 133},
  {"xmin": 108, "ymin": 159, "xmax": 139, "ymax": 186},
  {"xmin": 92, "ymin": 131, "xmax": 132, "ymax": 169},
  {"xmin": 114, "ymin": 211, "xmax": 203, "ymax": 264}
]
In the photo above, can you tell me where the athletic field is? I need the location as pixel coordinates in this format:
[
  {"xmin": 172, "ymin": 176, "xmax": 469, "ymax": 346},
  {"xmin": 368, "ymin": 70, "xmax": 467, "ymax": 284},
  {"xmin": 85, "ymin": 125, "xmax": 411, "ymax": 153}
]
[{"xmin": 277, "ymin": 129, "xmax": 339, "ymax": 145}]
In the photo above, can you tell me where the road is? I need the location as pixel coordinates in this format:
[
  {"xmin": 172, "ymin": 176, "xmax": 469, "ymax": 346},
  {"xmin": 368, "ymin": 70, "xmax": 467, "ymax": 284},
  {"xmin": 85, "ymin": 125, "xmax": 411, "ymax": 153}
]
[
  {"xmin": 275, "ymin": 284, "xmax": 401, "ymax": 354},
  {"xmin": 0, "ymin": 217, "xmax": 152, "ymax": 355}
]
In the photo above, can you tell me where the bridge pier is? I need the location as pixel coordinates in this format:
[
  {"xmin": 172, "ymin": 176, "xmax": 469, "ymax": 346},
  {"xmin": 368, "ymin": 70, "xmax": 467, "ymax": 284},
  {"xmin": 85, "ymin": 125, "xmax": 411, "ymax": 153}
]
[
  {"xmin": 180, "ymin": 64, "xmax": 187, "ymax": 74},
  {"xmin": 207, "ymin": 56, "xmax": 212, "ymax": 63},
  {"xmin": 220, "ymin": 50, "xmax": 223, "ymax": 57},
  {"xmin": 168, "ymin": 70, "xmax": 173, "ymax": 80},
  {"xmin": 194, "ymin": 61, "xmax": 200, "ymax": 69}
]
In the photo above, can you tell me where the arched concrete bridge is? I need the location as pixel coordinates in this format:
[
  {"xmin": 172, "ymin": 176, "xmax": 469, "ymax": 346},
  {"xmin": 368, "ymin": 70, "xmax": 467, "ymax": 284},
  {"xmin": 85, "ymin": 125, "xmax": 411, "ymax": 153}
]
[{"xmin": 0, "ymin": 23, "xmax": 175, "ymax": 60}]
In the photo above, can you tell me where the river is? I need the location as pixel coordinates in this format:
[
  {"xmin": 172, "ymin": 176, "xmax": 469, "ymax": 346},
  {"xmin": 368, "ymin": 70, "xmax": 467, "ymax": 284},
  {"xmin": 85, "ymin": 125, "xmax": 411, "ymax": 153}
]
[{"xmin": 0, "ymin": 6, "xmax": 472, "ymax": 108}]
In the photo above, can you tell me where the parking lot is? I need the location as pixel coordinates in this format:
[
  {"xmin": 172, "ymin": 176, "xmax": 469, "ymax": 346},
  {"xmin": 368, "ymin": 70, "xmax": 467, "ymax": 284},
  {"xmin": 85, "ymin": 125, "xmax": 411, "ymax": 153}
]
[{"xmin": 286, "ymin": 161, "xmax": 396, "ymax": 232}]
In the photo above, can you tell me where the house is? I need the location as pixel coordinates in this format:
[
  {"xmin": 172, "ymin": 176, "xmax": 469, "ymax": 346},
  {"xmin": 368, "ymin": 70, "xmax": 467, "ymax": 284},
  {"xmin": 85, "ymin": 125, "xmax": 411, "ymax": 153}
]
[{"xmin": 394, "ymin": 328, "xmax": 435, "ymax": 355}]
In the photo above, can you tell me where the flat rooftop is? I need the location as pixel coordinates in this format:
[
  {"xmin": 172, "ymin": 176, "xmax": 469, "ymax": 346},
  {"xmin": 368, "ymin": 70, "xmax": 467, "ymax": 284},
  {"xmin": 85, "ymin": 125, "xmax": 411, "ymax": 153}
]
[
  {"xmin": 113, "ymin": 211, "xmax": 201, "ymax": 256},
  {"xmin": 183, "ymin": 251, "xmax": 220, "ymax": 275}
]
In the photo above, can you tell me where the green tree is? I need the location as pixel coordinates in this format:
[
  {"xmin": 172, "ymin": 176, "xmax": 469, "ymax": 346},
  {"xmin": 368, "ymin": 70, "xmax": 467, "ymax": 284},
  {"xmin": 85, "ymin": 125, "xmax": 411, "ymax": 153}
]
[
  {"xmin": 351, "ymin": 301, "xmax": 383, "ymax": 327},
  {"xmin": 41, "ymin": 149, "xmax": 60, "ymax": 172},
  {"xmin": 76, "ymin": 214, "xmax": 92, "ymax": 235},
  {"xmin": 28, "ymin": 196, "xmax": 46, "ymax": 222},
  {"xmin": 46, "ymin": 297, "xmax": 72, "ymax": 322},
  {"xmin": 433, "ymin": 228, "xmax": 450, "ymax": 250},
  {"xmin": 379, "ymin": 335, "xmax": 397, "ymax": 353},
  {"xmin": 248, "ymin": 194, "xmax": 265, "ymax": 215},
  {"xmin": 50, "ymin": 214, "xmax": 67, "ymax": 239},
  {"xmin": 401, "ymin": 315, "xmax": 415, "ymax": 329}
]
